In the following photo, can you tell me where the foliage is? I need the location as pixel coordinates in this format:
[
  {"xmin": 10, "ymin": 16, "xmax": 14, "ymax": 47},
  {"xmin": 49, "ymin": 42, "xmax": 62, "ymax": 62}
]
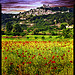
[
  {"xmin": 32, "ymin": 28, "xmax": 39, "ymax": 35},
  {"xmin": 2, "ymin": 41, "xmax": 73, "ymax": 75},
  {"xmin": 42, "ymin": 36, "xmax": 45, "ymax": 39},
  {"xmin": 12, "ymin": 32, "xmax": 20, "ymax": 36},
  {"xmin": 1, "ymin": 30, "xmax": 5, "ymax": 35},
  {"xmin": 60, "ymin": 22, "xmax": 68, "ymax": 29},
  {"xmin": 12, "ymin": 24, "xmax": 23, "ymax": 32},
  {"xmin": 20, "ymin": 32, "xmax": 26, "ymax": 36},
  {"xmin": 6, "ymin": 22, "xmax": 13, "ymax": 32},
  {"xmin": 62, "ymin": 28, "xmax": 73, "ymax": 38},
  {"xmin": 51, "ymin": 31, "xmax": 57, "ymax": 35}
]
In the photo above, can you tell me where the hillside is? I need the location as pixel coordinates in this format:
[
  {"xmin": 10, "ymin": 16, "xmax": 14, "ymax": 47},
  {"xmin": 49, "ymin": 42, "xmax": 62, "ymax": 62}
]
[{"xmin": 1, "ymin": 5, "xmax": 74, "ymax": 31}]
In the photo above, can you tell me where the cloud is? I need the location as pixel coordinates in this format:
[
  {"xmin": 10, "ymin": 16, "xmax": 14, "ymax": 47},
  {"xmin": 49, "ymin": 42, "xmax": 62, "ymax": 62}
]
[
  {"xmin": 41, "ymin": 0, "xmax": 75, "ymax": 7},
  {"xmin": 1, "ymin": 0, "xmax": 75, "ymax": 14}
]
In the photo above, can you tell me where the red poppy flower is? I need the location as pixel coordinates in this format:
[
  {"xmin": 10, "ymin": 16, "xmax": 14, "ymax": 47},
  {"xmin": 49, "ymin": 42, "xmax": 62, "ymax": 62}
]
[
  {"xmin": 23, "ymin": 55, "xmax": 25, "ymax": 57},
  {"xmin": 70, "ymin": 61, "xmax": 72, "ymax": 63},
  {"xmin": 44, "ymin": 57, "xmax": 46, "ymax": 59},
  {"xmin": 19, "ymin": 65, "xmax": 21, "ymax": 66},
  {"xmin": 54, "ymin": 67, "xmax": 57, "ymax": 69},
  {"xmin": 45, "ymin": 63, "xmax": 47, "ymax": 65},
  {"xmin": 51, "ymin": 61, "xmax": 56, "ymax": 63},
  {"xmin": 5, "ymin": 57, "xmax": 7, "ymax": 59},
  {"xmin": 27, "ymin": 62, "xmax": 28, "ymax": 64},
  {"xmin": 36, "ymin": 74, "xmax": 38, "ymax": 75},
  {"xmin": 29, "ymin": 56, "xmax": 30, "ymax": 58},
  {"xmin": 49, "ymin": 60, "xmax": 52, "ymax": 62},
  {"xmin": 32, "ymin": 57, "xmax": 34, "ymax": 59},
  {"xmin": 22, "ymin": 62, "xmax": 25, "ymax": 65},
  {"xmin": 52, "ymin": 56, "xmax": 55, "ymax": 59},
  {"xmin": 51, "ymin": 67, "xmax": 53, "ymax": 69},
  {"xmin": 55, "ymin": 52, "xmax": 57, "ymax": 54},
  {"xmin": 68, "ymin": 50, "xmax": 70, "ymax": 52},
  {"xmin": 22, "ymin": 53, "xmax": 24, "ymax": 55},
  {"xmin": 17, "ymin": 53, "xmax": 19, "ymax": 55},
  {"xmin": 34, "ymin": 55, "xmax": 35, "ymax": 57},
  {"xmin": 57, "ymin": 56, "xmax": 59, "ymax": 58},
  {"xmin": 29, "ymin": 62, "xmax": 31, "ymax": 64},
  {"xmin": 61, "ymin": 58, "xmax": 64, "ymax": 60},
  {"xmin": 63, "ymin": 54, "xmax": 65, "ymax": 56},
  {"xmin": 25, "ymin": 51, "xmax": 27, "ymax": 52},
  {"xmin": 48, "ymin": 62, "xmax": 50, "ymax": 64},
  {"xmin": 10, "ymin": 63, "xmax": 13, "ymax": 65},
  {"xmin": 42, "ymin": 52, "xmax": 44, "ymax": 53}
]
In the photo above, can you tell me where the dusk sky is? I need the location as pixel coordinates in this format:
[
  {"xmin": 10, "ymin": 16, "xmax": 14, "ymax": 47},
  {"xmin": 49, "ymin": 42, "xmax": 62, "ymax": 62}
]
[{"xmin": 0, "ymin": 0, "xmax": 75, "ymax": 14}]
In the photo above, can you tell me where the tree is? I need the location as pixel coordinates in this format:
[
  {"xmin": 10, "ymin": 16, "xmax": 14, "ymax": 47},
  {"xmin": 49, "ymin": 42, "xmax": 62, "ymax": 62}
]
[
  {"xmin": 12, "ymin": 23, "xmax": 23, "ymax": 32},
  {"xmin": 32, "ymin": 28, "xmax": 39, "ymax": 35},
  {"xmin": 62, "ymin": 28, "xmax": 73, "ymax": 38},
  {"xmin": 6, "ymin": 22, "xmax": 13, "ymax": 32},
  {"xmin": 60, "ymin": 22, "xmax": 68, "ymax": 29}
]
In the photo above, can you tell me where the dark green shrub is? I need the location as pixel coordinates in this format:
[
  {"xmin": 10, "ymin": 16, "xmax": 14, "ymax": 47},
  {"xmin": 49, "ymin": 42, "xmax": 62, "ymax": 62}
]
[
  {"xmin": 33, "ymin": 28, "xmax": 39, "ymax": 35},
  {"xmin": 62, "ymin": 28, "xmax": 73, "ymax": 38},
  {"xmin": 27, "ymin": 37, "xmax": 29, "ymax": 39},
  {"xmin": 1, "ymin": 31, "xmax": 5, "ymax": 35},
  {"xmin": 35, "ymin": 37, "xmax": 38, "ymax": 39},
  {"xmin": 20, "ymin": 32, "xmax": 26, "ymax": 36},
  {"xmin": 12, "ymin": 32, "xmax": 20, "ymax": 36},
  {"xmin": 49, "ymin": 35, "xmax": 52, "ymax": 38},
  {"xmin": 51, "ymin": 31, "xmax": 57, "ymax": 35},
  {"xmin": 5, "ymin": 32, "xmax": 12, "ymax": 35},
  {"xmin": 42, "ymin": 36, "xmax": 45, "ymax": 39}
]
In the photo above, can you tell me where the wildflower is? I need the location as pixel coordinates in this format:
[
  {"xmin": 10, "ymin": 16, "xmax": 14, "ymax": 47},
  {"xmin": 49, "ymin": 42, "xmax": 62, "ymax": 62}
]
[
  {"xmin": 22, "ymin": 53, "xmax": 24, "ymax": 55},
  {"xmin": 44, "ymin": 57, "xmax": 46, "ymax": 59},
  {"xmin": 22, "ymin": 62, "xmax": 25, "ymax": 65},
  {"xmin": 70, "ymin": 61, "xmax": 72, "ymax": 63},
  {"xmin": 51, "ymin": 67, "xmax": 53, "ymax": 69},
  {"xmin": 29, "ymin": 62, "xmax": 31, "ymax": 64},
  {"xmin": 52, "ymin": 56, "xmax": 55, "ymax": 59},
  {"xmin": 25, "ymin": 51, "xmax": 27, "ymax": 52},
  {"xmin": 45, "ymin": 63, "xmax": 47, "ymax": 65},
  {"xmin": 51, "ymin": 61, "xmax": 56, "ymax": 63},
  {"xmin": 32, "ymin": 57, "xmax": 34, "ymax": 59},
  {"xmin": 57, "ymin": 56, "xmax": 59, "ymax": 58},
  {"xmin": 63, "ymin": 54, "xmax": 65, "ymax": 56},
  {"xmin": 5, "ymin": 57, "xmax": 7, "ymax": 59},
  {"xmin": 29, "ymin": 56, "xmax": 30, "ymax": 58}
]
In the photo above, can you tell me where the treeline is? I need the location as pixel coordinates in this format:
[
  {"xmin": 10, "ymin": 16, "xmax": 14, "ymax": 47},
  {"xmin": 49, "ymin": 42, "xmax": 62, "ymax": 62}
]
[
  {"xmin": 29, "ymin": 12, "xmax": 74, "ymax": 29},
  {"xmin": 38, "ymin": 7, "xmax": 73, "ymax": 12}
]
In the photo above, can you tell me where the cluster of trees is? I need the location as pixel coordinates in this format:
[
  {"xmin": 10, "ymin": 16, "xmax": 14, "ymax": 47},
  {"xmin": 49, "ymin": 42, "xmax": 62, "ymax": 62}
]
[
  {"xmin": 2, "ymin": 22, "xmax": 26, "ymax": 36},
  {"xmin": 29, "ymin": 12, "xmax": 73, "ymax": 31},
  {"xmin": 39, "ymin": 7, "xmax": 73, "ymax": 12}
]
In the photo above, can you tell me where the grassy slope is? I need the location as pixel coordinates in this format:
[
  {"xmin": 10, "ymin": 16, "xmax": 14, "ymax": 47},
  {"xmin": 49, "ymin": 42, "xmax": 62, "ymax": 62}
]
[{"xmin": 2, "ymin": 35, "xmax": 73, "ymax": 42}]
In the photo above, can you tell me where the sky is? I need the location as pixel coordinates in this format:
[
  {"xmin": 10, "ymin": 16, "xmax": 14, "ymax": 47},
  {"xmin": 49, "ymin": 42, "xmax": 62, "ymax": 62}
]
[{"xmin": 0, "ymin": 0, "xmax": 75, "ymax": 14}]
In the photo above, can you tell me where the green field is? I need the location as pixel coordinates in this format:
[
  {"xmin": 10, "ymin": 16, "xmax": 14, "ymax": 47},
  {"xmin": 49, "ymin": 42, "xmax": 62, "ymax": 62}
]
[{"xmin": 2, "ymin": 35, "xmax": 73, "ymax": 41}]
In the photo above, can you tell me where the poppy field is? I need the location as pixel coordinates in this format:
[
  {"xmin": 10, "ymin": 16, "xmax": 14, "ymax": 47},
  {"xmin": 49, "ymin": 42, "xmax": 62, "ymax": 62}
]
[{"xmin": 1, "ymin": 40, "xmax": 73, "ymax": 75}]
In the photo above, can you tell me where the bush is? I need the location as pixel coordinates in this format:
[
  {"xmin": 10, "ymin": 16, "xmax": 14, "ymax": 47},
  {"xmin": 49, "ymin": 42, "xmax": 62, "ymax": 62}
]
[
  {"xmin": 62, "ymin": 28, "xmax": 73, "ymax": 38},
  {"xmin": 49, "ymin": 35, "xmax": 52, "ymax": 38},
  {"xmin": 5, "ymin": 32, "xmax": 12, "ymax": 35},
  {"xmin": 35, "ymin": 37, "xmax": 38, "ymax": 39},
  {"xmin": 51, "ymin": 31, "xmax": 57, "ymax": 35},
  {"xmin": 42, "ymin": 36, "xmax": 45, "ymax": 39},
  {"xmin": 33, "ymin": 28, "xmax": 39, "ymax": 35},
  {"xmin": 43, "ymin": 32, "xmax": 46, "ymax": 35},
  {"xmin": 60, "ymin": 22, "xmax": 68, "ymax": 29},
  {"xmin": 20, "ymin": 32, "xmax": 26, "ymax": 36},
  {"xmin": 1, "ymin": 31, "xmax": 5, "ymax": 35},
  {"xmin": 27, "ymin": 37, "xmax": 29, "ymax": 39},
  {"xmin": 12, "ymin": 32, "xmax": 20, "ymax": 36}
]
